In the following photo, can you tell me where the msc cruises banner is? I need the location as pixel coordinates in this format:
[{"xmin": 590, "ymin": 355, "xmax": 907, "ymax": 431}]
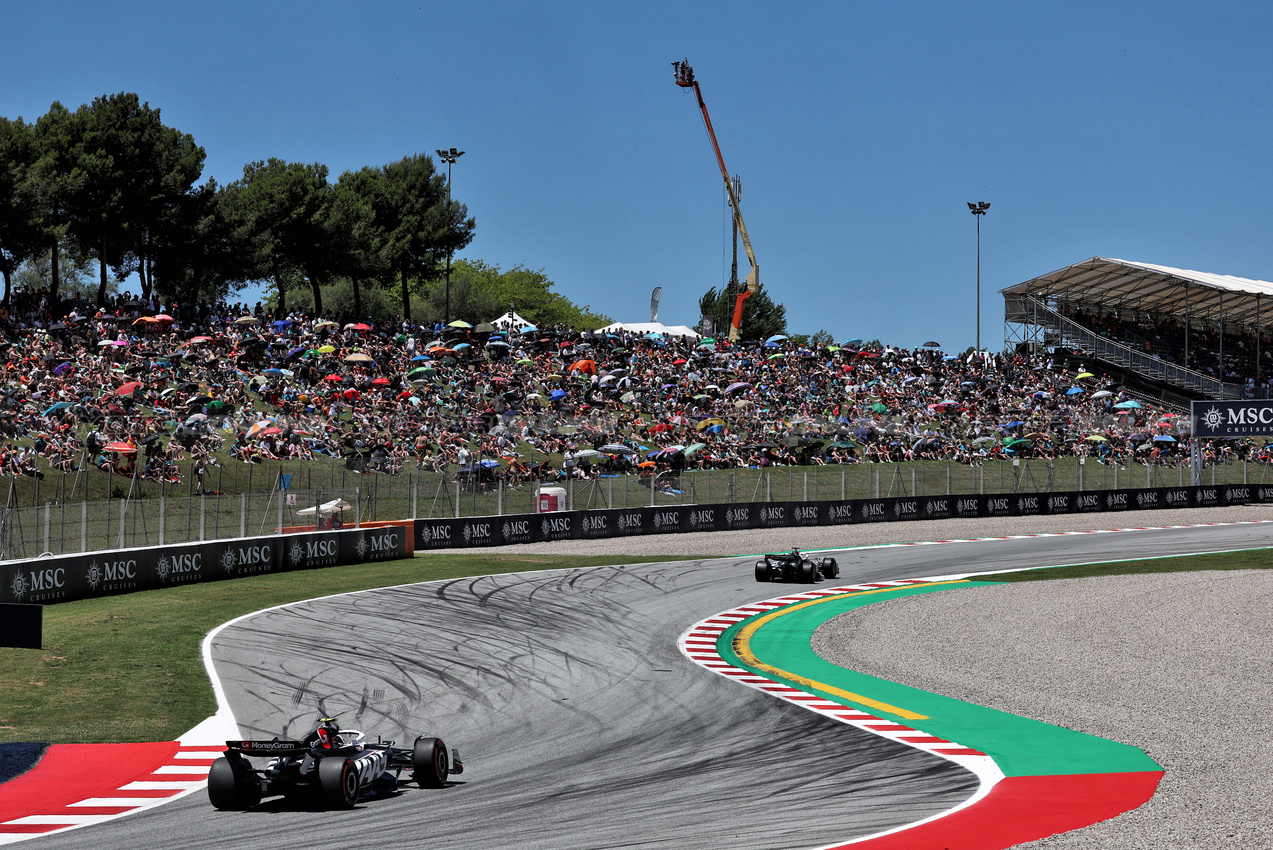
[
  {"xmin": 0, "ymin": 526, "xmax": 407, "ymax": 605},
  {"xmin": 415, "ymin": 483, "xmax": 1261, "ymax": 551},
  {"xmin": 1192, "ymin": 399, "xmax": 1273, "ymax": 438}
]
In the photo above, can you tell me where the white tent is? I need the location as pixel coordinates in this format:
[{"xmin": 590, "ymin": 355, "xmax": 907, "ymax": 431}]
[
  {"xmin": 596, "ymin": 321, "xmax": 701, "ymax": 339},
  {"xmin": 489, "ymin": 310, "xmax": 535, "ymax": 331},
  {"xmin": 296, "ymin": 498, "xmax": 352, "ymax": 516}
]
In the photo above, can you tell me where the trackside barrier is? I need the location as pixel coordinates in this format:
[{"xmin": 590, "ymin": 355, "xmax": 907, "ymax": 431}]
[
  {"xmin": 0, "ymin": 526, "xmax": 408, "ymax": 605},
  {"xmin": 412, "ymin": 483, "xmax": 1263, "ymax": 550},
  {"xmin": 2, "ymin": 484, "xmax": 1259, "ymax": 605}
]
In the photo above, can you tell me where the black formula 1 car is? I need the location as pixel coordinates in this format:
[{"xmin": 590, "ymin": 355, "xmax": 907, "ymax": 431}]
[
  {"xmin": 754, "ymin": 549, "xmax": 839, "ymax": 583},
  {"xmin": 208, "ymin": 716, "xmax": 463, "ymax": 810}
]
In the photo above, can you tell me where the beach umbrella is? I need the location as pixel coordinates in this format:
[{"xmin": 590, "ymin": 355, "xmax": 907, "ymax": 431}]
[
  {"xmin": 117, "ymin": 381, "xmax": 143, "ymax": 396},
  {"xmin": 317, "ymin": 344, "xmax": 336, "ymax": 353},
  {"xmin": 154, "ymin": 314, "xmax": 175, "ymax": 324},
  {"xmin": 411, "ymin": 354, "xmax": 431, "ymax": 361},
  {"xmin": 766, "ymin": 334, "xmax": 788, "ymax": 343},
  {"xmin": 520, "ymin": 325, "xmax": 538, "ymax": 333},
  {"xmin": 1154, "ymin": 434, "xmax": 1177, "ymax": 442},
  {"xmin": 42, "ymin": 402, "xmax": 71, "ymax": 416},
  {"xmin": 132, "ymin": 316, "xmax": 159, "ymax": 326},
  {"xmin": 452, "ymin": 342, "xmax": 472, "ymax": 351},
  {"xmin": 620, "ymin": 391, "xmax": 636, "ymax": 403},
  {"xmin": 1075, "ymin": 372, "xmax": 1096, "ymax": 380},
  {"xmin": 696, "ymin": 417, "xmax": 726, "ymax": 431},
  {"xmin": 372, "ymin": 377, "xmax": 390, "ymax": 385},
  {"xmin": 871, "ymin": 403, "xmax": 888, "ymax": 414},
  {"xmin": 725, "ymin": 381, "xmax": 751, "ymax": 394},
  {"xmin": 344, "ymin": 352, "xmax": 374, "ymax": 363},
  {"xmin": 1091, "ymin": 390, "xmax": 1113, "ymax": 399},
  {"xmin": 234, "ymin": 316, "xmax": 258, "ymax": 325},
  {"xmin": 1113, "ymin": 400, "xmax": 1141, "ymax": 409},
  {"xmin": 684, "ymin": 442, "xmax": 708, "ymax": 456},
  {"xmin": 1085, "ymin": 434, "xmax": 1109, "ymax": 442},
  {"xmin": 1065, "ymin": 387, "xmax": 1084, "ymax": 395},
  {"xmin": 105, "ymin": 441, "xmax": 137, "ymax": 453},
  {"xmin": 448, "ymin": 320, "xmax": 473, "ymax": 329},
  {"xmin": 550, "ymin": 389, "xmax": 568, "ymax": 400},
  {"xmin": 599, "ymin": 444, "xmax": 634, "ymax": 453},
  {"xmin": 324, "ymin": 374, "xmax": 344, "ymax": 383},
  {"xmin": 263, "ymin": 368, "xmax": 287, "ymax": 377},
  {"xmin": 53, "ymin": 363, "xmax": 73, "ymax": 375},
  {"xmin": 922, "ymin": 341, "xmax": 941, "ymax": 348},
  {"xmin": 313, "ymin": 320, "xmax": 338, "ymax": 330}
]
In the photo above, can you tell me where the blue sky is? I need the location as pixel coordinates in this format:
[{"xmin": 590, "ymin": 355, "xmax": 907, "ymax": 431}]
[{"xmin": 6, "ymin": 1, "xmax": 1273, "ymax": 349}]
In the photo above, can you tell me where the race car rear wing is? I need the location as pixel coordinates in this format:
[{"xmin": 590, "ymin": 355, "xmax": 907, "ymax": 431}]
[{"xmin": 226, "ymin": 740, "xmax": 308, "ymax": 756}]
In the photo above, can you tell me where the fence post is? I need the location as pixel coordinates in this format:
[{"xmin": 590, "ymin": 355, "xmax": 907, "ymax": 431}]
[
  {"xmin": 455, "ymin": 478, "xmax": 460, "ymax": 518},
  {"xmin": 497, "ymin": 479, "xmax": 503, "ymax": 516},
  {"xmin": 240, "ymin": 493, "xmax": 246, "ymax": 538},
  {"xmin": 118, "ymin": 500, "xmax": 125, "ymax": 550},
  {"xmin": 765, "ymin": 473, "xmax": 771, "ymax": 502},
  {"xmin": 159, "ymin": 496, "xmax": 165, "ymax": 545},
  {"xmin": 355, "ymin": 486, "xmax": 361, "ymax": 528},
  {"xmin": 43, "ymin": 502, "xmax": 50, "ymax": 555},
  {"xmin": 803, "ymin": 471, "xmax": 808, "ymax": 502},
  {"xmin": 841, "ymin": 466, "xmax": 845, "ymax": 500},
  {"xmin": 81, "ymin": 498, "xmax": 87, "ymax": 553},
  {"xmin": 412, "ymin": 473, "xmax": 418, "ymax": 519},
  {"xmin": 200, "ymin": 494, "xmax": 207, "ymax": 541},
  {"xmin": 946, "ymin": 462, "xmax": 951, "ymax": 496}
]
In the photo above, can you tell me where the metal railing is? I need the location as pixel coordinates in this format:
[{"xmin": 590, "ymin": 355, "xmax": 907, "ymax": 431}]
[
  {"xmin": 1016, "ymin": 296, "xmax": 1245, "ymax": 400},
  {"xmin": 2, "ymin": 455, "xmax": 1265, "ymax": 561}
]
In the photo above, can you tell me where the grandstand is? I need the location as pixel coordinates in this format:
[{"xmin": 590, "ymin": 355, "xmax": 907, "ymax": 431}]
[{"xmin": 1001, "ymin": 257, "xmax": 1273, "ymax": 407}]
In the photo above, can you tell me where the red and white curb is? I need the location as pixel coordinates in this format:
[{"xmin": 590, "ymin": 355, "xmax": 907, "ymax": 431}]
[{"xmin": 0, "ymin": 742, "xmax": 226, "ymax": 844}]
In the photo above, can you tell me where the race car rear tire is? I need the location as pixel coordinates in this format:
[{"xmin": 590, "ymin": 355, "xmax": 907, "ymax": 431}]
[
  {"xmin": 800, "ymin": 560, "xmax": 817, "ymax": 583},
  {"xmin": 821, "ymin": 557, "xmax": 839, "ymax": 579},
  {"xmin": 754, "ymin": 561, "xmax": 770, "ymax": 582},
  {"xmin": 413, "ymin": 736, "xmax": 450, "ymax": 788},
  {"xmin": 207, "ymin": 757, "xmax": 260, "ymax": 810},
  {"xmin": 318, "ymin": 756, "xmax": 360, "ymax": 808}
]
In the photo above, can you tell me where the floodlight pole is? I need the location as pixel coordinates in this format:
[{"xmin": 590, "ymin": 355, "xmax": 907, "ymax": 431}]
[
  {"xmin": 968, "ymin": 202, "xmax": 990, "ymax": 351},
  {"xmin": 436, "ymin": 147, "xmax": 465, "ymax": 324}
]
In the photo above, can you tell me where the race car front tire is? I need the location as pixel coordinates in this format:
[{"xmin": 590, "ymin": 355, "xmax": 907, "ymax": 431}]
[
  {"xmin": 754, "ymin": 560, "xmax": 770, "ymax": 582},
  {"xmin": 207, "ymin": 757, "xmax": 260, "ymax": 810},
  {"xmin": 820, "ymin": 557, "xmax": 839, "ymax": 579},
  {"xmin": 413, "ymin": 736, "xmax": 450, "ymax": 788},
  {"xmin": 318, "ymin": 756, "xmax": 360, "ymax": 808}
]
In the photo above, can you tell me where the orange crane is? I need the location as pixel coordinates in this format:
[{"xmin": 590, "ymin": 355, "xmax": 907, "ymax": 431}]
[{"xmin": 674, "ymin": 59, "xmax": 759, "ymax": 342}]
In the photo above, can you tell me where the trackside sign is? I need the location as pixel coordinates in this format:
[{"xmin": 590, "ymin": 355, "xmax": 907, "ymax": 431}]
[{"xmin": 1192, "ymin": 400, "xmax": 1273, "ymax": 437}]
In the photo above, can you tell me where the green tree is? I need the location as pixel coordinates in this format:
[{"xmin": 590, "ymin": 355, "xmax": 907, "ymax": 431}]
[
  {"xmin": 150, "ymin": 179, "xmax": 257, "ymax": 313},
  {"xmin": 14, "ymin": 244, "xmax": 97, "ymax": 301},
  {"xmin": 376, "ymin": 154, "xmax": 474, "ymax": 323},
  {"xmin": 223, "ymin": 159, "xmax": 332, "ymax": 315},
  {"xmin": 27, "ymin": 101, "xmax": 82, "ymax": 305},
  {"xmin": 57, "ymin": 93, "xmax": 205, "ymax": 306},
  {"xmin": 425, "ymin": 259, "xmax": 610, "ymax": 329},
  {"xmin": 697, "ymin": 283, "xmax": 787, "ymax": 342},
  {"xmin": 0, "ymin": 116, "xmax": 44, "ymax": 306}
]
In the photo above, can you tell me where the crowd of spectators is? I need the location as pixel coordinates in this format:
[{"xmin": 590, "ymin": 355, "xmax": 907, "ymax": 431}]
[{"xmin": 0, "ymin": 287, "xmax": 1255, "ymax": 496}]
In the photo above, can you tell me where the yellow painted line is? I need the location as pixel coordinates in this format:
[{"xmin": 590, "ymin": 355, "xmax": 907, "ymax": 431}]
[{"xmin": 731, "ymin": 581, "xmax": 972, "ymax": 721}]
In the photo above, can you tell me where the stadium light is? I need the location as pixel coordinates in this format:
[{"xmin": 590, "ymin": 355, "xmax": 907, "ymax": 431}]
[
  {"xmin": 968, "ymin": 201, "xmax": 990, "ymax": 350},
  {"xmin": 436, "ymin": 148, "xmax": 466, "ymax": 324}
]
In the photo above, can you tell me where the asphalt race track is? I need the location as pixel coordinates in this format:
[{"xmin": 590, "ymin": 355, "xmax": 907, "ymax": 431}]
[{"xmin": 28, "ymin": 520, "xmax": 1273, "ymax": 850}]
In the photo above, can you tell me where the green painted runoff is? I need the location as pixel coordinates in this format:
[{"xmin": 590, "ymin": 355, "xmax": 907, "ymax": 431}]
[{"xmin": 716, "ymin": 582, "xmax": 1160, "ymax": 778}]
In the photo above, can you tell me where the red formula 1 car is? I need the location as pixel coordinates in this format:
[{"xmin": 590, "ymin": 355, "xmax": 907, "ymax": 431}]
[
  {"xmin": 208, "ymin": 716, "xmax": 463, "ymax": 810},
  {"xmin": 754, "ymin": 548, "xmax": 839, "ymax": 583}
]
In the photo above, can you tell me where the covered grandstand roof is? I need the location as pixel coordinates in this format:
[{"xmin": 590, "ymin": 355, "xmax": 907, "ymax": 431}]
[{"xmin": 1001, "ymin": 257, "xmax": 1273, "ymax": 326}]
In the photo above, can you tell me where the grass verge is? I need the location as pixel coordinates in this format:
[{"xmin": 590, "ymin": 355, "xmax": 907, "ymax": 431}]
[
  {"xmin": 968, "ymin": 547, "xmax": 1273, "ymax": 584},
  {"xmin": 0, "ymin": 552, "xmax": 697, "ymax": 744}
]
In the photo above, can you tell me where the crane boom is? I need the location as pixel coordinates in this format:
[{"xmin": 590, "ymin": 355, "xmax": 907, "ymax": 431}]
[{"xmin": 674, "ymin": 59, "xmax": 759, "ymax": 341}]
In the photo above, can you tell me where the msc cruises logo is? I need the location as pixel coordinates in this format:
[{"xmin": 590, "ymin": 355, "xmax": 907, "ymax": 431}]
[{"xmin": 1201, "ymin": 406, "xmax": 1224, "ymax": 432}]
